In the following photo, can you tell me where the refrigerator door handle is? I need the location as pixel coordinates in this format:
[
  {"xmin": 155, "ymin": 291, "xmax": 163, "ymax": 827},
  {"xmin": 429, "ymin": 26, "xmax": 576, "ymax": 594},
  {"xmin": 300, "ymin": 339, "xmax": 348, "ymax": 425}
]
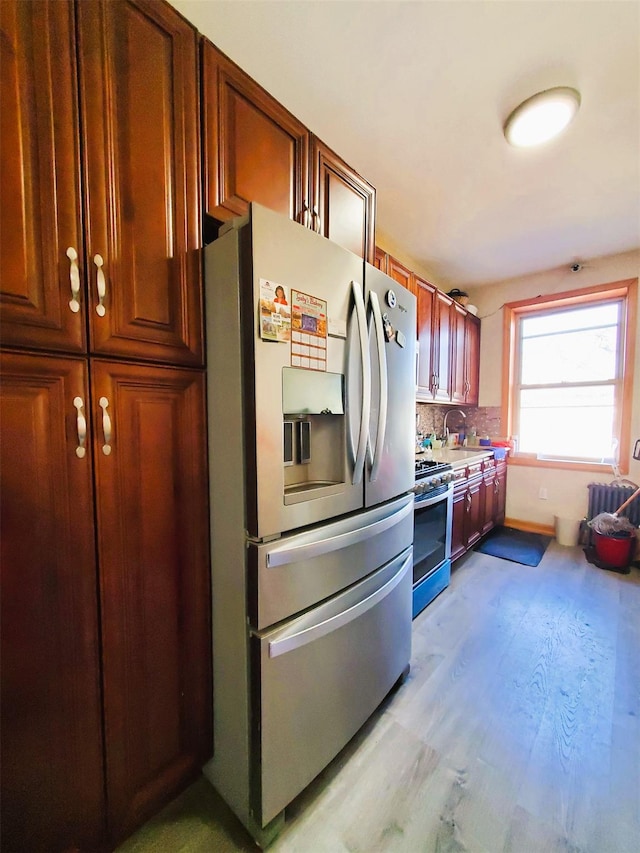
[
  {"xmin": 266, "ymin": 495, "xmax": 413, "ymax": 568},
  {"xmin": 266, "ymin": 548, "xmax": 412, "ymax": 658},
  {"xmin": 348, "ymin": 280, "xmax": 370, "ymax": 485},
  {"xmin": 367, "ymin": 290, "xmax": 388, "ymax": 482}
]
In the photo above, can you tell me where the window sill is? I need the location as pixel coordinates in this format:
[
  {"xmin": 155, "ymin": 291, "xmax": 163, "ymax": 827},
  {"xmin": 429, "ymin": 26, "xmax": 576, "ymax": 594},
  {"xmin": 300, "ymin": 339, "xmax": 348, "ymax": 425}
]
[{"xmin": 508, "ymin": 454, "xmax": 620, "ymax": 474}]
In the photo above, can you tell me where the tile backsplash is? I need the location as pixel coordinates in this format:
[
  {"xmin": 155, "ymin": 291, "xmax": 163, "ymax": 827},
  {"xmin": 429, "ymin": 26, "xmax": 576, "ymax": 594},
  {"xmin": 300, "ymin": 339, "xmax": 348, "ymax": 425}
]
[{"xmin": 416, "ymin": 404, "xmax": 502, "ymax": 440}]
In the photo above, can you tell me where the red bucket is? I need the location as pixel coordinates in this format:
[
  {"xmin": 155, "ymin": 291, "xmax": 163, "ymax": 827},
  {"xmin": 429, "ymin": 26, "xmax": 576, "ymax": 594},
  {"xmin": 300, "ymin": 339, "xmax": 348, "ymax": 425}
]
[{"xmin": 593, "ymin": 531, "xmax": 635, "ymax": 568}]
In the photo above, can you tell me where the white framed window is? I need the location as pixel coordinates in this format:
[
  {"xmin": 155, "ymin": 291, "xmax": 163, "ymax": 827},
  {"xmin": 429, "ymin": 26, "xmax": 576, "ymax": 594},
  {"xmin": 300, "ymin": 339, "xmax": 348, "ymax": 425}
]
[{"xmin": 503, "ymin": 279, "xmax": 637, "ymax": 472}]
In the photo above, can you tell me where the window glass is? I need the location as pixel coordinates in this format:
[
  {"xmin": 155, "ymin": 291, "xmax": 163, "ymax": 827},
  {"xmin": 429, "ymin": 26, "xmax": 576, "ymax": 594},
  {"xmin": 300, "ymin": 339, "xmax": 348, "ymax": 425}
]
[
  {"xmin": 518, "ymin": 386, "xmax": 615, "ymax": 459},
  {"xmin": 521, "ymin": 303, "xmax": 619, "ymax": 337},
  {"xmin": 520, "ymin": 325, "xmax": 618, "ymax": 384}
]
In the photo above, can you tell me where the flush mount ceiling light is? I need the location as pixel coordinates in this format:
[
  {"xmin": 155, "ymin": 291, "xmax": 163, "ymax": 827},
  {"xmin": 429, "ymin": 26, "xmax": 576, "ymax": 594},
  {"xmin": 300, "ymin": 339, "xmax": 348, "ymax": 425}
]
[{"xmin": 504, "ymin": 86, "xmax": 581, "ymax": 148}]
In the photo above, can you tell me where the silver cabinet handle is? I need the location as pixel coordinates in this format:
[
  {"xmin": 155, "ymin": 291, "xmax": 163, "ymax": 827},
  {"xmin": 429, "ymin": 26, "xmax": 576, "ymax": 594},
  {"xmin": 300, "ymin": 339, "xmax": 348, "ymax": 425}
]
[
  {"xmin": 367, "ymin": 290, "xmax": 388, "ymax": 482},
  {"xmin": 73, "ymin": 396, "xmax": 87, "ymax": 458},
  {"xmin": 66, "ymin": 247, "xmax": 81, "ymax": 313},
  {"xmin": 93, "ymin": 254, "xmax": 106, "ymax": 316},
  {"xmin": 99, "ymin": 396, "xmax": 112, "ymax": 455}
]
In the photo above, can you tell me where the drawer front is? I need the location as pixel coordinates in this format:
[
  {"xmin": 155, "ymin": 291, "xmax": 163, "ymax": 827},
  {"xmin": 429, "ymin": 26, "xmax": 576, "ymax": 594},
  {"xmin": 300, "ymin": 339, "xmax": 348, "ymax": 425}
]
[
  {"xmin": 251, "ymin": 495, "xmax": 413, "ymax": 629},
  {"xmin": 253, "ymin": 549, "xmax": 412, "ymax": 825}
]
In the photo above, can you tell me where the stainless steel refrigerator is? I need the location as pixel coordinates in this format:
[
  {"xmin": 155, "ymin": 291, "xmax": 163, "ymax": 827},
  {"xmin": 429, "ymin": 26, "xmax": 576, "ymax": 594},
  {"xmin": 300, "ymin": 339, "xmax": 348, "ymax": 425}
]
[{"xmin": 203, "ymin": 203, "xmax": 416, "ymax": 845}]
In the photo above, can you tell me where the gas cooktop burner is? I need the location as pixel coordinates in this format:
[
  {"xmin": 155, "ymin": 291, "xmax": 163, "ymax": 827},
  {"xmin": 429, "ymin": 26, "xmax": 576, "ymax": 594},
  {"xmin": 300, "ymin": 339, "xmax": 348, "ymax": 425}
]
[{"xmin": 415, "ymin": 458, "xmax": 452, "ymax": 477}]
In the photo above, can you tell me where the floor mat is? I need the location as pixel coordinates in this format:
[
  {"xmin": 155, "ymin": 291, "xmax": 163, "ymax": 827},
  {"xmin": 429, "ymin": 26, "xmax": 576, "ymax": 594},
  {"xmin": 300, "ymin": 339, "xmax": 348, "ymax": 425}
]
[{"xmin": 474, "ymin": 526, "xmax": 552, "ymax": 566}]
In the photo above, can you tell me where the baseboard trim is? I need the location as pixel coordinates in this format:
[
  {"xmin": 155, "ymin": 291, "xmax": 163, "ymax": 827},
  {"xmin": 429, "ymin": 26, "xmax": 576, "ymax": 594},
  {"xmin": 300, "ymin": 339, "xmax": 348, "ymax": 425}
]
[{"xmin": 504, "ymin": 517, "xmax": 555, "ymax": 537}]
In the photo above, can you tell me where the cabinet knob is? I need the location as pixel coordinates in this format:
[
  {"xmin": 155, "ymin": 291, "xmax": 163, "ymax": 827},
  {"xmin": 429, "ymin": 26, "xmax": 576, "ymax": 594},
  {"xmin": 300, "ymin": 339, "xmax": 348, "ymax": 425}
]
[{"xmin": 66, "ymin": 247, "xmax": 81, "ymax": 313}]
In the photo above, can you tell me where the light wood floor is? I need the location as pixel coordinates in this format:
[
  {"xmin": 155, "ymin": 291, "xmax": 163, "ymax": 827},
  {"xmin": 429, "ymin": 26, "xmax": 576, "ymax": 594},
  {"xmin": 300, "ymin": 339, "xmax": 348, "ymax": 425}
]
[{"xmin": 118, "ymin": 543, "xmax": 640, "ymax": 852}]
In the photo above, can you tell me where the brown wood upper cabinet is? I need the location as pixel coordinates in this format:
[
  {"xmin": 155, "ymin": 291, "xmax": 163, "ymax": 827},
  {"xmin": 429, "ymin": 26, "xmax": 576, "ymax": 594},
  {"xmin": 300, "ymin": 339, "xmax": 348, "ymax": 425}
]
[
  {"xmin": 377, "ymin": 250, "xmax": 480, "ymax": 405},
  {"xmin": 451, "ymin": 303, "xmax": 480, "ymax": 406},
  {"xmin": 202, "ymin": 41, "xmax": 376, "ymax": 263},
  {"xmin": 201, "ymin": 41, "xmax": 309, "ymax": 224},
  {"xmin": 0, "ymin": 0, "xmax": 203, "ymax": 366},
  {"xmin": 430, "ymin": 289, "xmax": 455, "ymax": 402},
  {"xmin": 414, "ymin": 275, "xmax": 436, "ymax": 398},
  {"xmin": 387, "ymin": 256, "xmax": 415, "ymax": 294}
]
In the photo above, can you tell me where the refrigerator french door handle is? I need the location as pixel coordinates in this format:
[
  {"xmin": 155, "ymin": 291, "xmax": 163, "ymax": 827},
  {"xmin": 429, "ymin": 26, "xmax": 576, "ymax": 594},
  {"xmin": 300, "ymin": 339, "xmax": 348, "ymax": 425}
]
[
  {"xmin": 265, "ymin": 496, "xmax": 413, "ymax": 568},
  {"xmin": 350, "ymin": 280, "xmax": 370, "ymax": 485},
  {"xmin": 368, "ymin": 290, "xmax": 388, "ymax": 482},
  {"xmin": 266, "ymin": 548, "xmax": 412, "ymax": 658}
]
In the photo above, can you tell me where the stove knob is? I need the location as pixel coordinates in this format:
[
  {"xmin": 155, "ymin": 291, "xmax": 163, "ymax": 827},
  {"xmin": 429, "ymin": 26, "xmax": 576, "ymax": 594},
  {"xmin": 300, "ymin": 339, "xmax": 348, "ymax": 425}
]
[{"xmin": 432, "ymin": 476, "xmax": 441, "ymax": 486}]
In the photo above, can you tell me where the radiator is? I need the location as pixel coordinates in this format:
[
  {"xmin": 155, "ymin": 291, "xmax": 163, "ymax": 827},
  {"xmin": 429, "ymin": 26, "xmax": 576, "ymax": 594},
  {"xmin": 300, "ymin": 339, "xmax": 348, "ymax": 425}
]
[{"xmin": 587, "ymin": 483, "xmax": 640, "ymax": 527}]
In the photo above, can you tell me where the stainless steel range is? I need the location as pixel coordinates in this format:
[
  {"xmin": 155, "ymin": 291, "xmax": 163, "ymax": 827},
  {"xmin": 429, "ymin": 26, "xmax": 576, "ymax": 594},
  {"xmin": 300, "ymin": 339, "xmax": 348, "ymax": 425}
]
[{"xmin": 412, "ymin": 456, "xmax": 454, "ymax": 617}]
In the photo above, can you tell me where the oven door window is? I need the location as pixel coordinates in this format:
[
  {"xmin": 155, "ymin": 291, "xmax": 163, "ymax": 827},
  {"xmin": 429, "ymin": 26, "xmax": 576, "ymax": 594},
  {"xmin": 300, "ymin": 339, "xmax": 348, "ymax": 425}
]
[{"xmin": 413, "ymin": 497, "xmax": 448, "ymax": 583}]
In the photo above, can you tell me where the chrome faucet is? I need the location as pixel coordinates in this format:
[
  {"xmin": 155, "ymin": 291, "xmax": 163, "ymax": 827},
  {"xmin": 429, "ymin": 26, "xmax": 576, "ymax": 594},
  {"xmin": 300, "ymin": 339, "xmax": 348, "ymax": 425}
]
[{"xmin": 443, "ymin": 409, "xmax": 466, "ymax": 439}]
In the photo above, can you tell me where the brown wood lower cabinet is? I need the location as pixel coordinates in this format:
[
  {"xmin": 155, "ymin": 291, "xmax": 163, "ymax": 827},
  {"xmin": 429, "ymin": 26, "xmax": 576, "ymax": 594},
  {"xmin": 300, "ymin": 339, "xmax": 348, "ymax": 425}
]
[
  {"xmin": 493, "ymin": 459, "xmax": 507, "ymax": 525},
  {"xmin": 0, "ymin": 352, "xmax": 105, "ymax": 851},
  {"xmin": 0, "ymin": 352, "xmax": 211, "ymax": 850},
  {"xmin": 93, "ymin": 360, "xmax": 211, "ymax": 841},
  {"xmin": 451, "ymin": 457, "xmax": 507, "ymax": 562}
]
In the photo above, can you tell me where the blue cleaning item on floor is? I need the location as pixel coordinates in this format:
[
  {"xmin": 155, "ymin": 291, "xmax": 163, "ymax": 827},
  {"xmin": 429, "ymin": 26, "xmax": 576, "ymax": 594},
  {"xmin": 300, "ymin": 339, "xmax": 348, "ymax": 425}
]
[{"xmin": 474, "ymin": 526, "xmax": 551, "ymax": 566}]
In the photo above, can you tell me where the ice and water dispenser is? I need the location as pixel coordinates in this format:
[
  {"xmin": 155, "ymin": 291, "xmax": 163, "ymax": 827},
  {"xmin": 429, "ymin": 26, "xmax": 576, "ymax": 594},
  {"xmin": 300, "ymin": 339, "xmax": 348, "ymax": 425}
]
[{"xmin": 282, "ymin": 367, "xmax": 345, "ymax": 503}]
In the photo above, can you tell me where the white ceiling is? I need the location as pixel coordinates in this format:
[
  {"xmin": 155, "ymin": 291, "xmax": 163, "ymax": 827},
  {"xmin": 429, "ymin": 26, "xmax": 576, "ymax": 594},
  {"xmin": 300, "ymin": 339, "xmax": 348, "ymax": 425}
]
[{"xmin": 171, "ymin": 0, "xmax": 640, "ymax": 288}]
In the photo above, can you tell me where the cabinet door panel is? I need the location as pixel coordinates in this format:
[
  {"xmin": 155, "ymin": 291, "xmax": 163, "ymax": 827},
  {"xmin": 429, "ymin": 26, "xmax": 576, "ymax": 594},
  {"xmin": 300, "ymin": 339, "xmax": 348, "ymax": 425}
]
[
  {"xmin": 0, "ymin": 0, "xmax": 85, "ymax": 352},
  {"xmin": 465, "ymin": 477, "xmax": 483, "ymax": 548},
  {"xmin": 91, "ymin": 361, "xmax": 211, "ymax": 842},
  {"xmin": 312, "ymin": 137, "xmax": 375, "ymax": 263},
  {"xmin": 77, "ymin": 0, "xmax": 203, "ymax": 365},
  {"xmin": 451, "ymin": 487, "xmax": 467, "ymax": 561},
  {"xmin": 0, "ymin": 353, "xmax": 104, "ymax": 851},
  {"xmin": 388, "ymin": 256, "xmax": 413, "ymax": 294},
  {"xmin": 374, "ymin": 246, "xmax": 388, "ymax": 273},
  {"xmin": 494, "ymin": 463, "xmax": 507, "ymax": 525},
  {"xmin": 432, "ymin": 291, "xmax": 453, "ymax": 401},
  {"xmin": 481, "ymin": 470, "xmax": 496, "ymax": 534},
  {"xmin": 203, "ymin": 41, "xmax": 309, "ymax": 223},
  {"xmin": 415, "ymin": 276, "xmax": 436, "ymax": 400},
  {"xmin": 465, "ymin": 314, "xmax": 480, "ymax": 406},
  {"xmin": 450, "ymin": 303, "xmax": 467, "ymax": 404}
]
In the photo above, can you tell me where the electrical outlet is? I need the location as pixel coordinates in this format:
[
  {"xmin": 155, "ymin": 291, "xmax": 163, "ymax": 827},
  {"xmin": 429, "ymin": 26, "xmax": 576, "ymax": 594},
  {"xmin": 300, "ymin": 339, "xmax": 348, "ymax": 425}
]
[{"xmin": 539, "ymin": 487, "xmax": 548, "ymax": 500}]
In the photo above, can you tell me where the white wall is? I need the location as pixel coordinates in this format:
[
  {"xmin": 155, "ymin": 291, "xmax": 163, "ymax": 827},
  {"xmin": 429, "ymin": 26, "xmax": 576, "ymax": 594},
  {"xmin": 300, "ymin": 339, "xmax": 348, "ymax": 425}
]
[{"xmin": 470, "ymin": 249, "xmax": 640, "ymax": 527}]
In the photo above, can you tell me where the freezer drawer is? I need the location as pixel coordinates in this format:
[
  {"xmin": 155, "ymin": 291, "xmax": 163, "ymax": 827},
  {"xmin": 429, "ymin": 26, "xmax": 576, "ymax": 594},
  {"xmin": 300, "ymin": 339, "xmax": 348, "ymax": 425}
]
[
  {"xmin": 252, "ymin": 546, "xmax": 412, "ymax": 826},
  {"xmin": 250, "ymin": 493, "xmax": 414, "ymax": 629}
]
